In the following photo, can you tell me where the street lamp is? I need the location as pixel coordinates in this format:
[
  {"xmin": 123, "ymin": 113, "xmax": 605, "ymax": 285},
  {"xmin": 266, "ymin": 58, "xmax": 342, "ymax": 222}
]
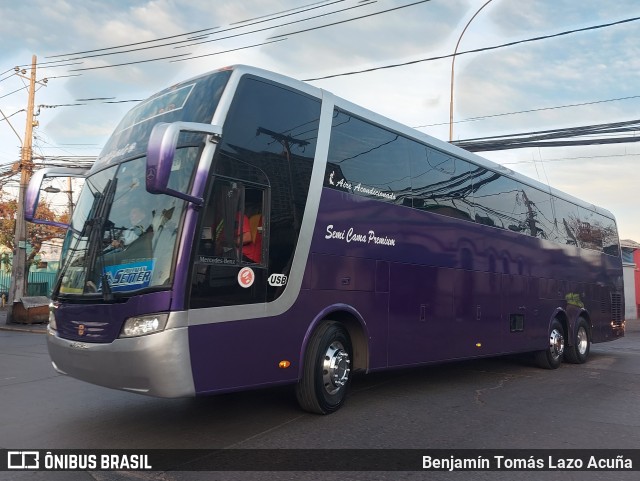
[
  {"xmin": 449, "ymin": 0, "xmax": 494, "ymax": 142},
  {"xmin": 43, "ymin": 178, "xmax": 74, "ymax": 217}
]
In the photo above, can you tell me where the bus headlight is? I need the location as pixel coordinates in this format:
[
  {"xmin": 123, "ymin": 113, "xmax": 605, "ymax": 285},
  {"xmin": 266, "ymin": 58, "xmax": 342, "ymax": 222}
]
[{"xmin": 120, "ymin": 313, "xmax": 169, "ymax": 338}]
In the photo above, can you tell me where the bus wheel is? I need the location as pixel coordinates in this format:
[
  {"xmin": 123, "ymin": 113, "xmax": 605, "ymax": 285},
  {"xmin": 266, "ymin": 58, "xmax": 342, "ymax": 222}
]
[
  {"xmin": 535, "ymin": 319, "xmax": 565, "ymax": 369},
  {"xmin": 564, "ymin": 318, "xmax": 591, "ymax": 364},
  {"xmin": 296, "ymin": 321, "xmax": 352, "ymax": 414}
]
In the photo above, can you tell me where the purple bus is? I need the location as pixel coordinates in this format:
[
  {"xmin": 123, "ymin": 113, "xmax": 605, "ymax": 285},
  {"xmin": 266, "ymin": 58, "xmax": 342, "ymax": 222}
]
[{"xmin": 26, "ymin": 65, "xmax": 625, "ymax": 414}]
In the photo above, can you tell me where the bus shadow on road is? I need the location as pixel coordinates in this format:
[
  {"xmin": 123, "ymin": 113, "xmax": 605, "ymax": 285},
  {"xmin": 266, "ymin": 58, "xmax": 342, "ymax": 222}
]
[{"xmin": 60, "ymin": 349, "xmax": 618, "ymax": 450}]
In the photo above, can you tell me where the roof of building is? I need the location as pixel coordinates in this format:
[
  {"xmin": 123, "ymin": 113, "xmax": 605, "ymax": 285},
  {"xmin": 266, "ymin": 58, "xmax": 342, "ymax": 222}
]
[{"xmin": 620, "ymin": 239, "xmax": 640, "ymax": 249}]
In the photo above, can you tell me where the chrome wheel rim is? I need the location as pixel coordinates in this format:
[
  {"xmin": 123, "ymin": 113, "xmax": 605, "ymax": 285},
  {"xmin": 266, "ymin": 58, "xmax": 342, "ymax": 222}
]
[
  {"xmin": 322, "ymin": 341, "xmax": 351, "ymax": 395},
  {"xmin": 576, "ymin": 326, "xmax": 588, "ymax": 355},
  {"xmin": 549, "ymin": 328, "xmax": 565, "ymax": 361}
]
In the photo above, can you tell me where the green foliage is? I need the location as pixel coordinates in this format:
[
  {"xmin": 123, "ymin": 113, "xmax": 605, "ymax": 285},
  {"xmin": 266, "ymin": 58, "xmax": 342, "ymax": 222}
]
[{"xmin": 0, "ymin": 191, "xmax": 67, "ymax": 267}]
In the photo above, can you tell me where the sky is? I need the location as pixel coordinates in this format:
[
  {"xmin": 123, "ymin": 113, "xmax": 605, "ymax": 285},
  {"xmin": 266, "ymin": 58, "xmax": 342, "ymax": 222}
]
[{"xmin": 1, "ymin": 0, "xmax": 640, "ymax": 241}]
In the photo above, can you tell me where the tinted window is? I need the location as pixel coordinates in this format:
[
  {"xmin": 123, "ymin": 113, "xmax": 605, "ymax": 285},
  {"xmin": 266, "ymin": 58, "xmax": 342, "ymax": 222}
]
[
  {"xmin": 472, "ymin": 170, "xmax": 523, "ymax": 230},
  {"xmin": 409, "ymin": 144, "xmax": 474, "ymax": 220},
  {"xmin": 577, "ymin": 206, "xmax": 605, "ymax": 251},
  {"xmin": 323, "ymin": 108, "xmax": 621, "ymax": 257},
  {"xmin": 601, "ymin": 216, "xmax": 620, "ymax": 257},
  {"xmin": 578, "ymin": 207, "xmax": 619, "ymax": 256},
  {"xmin": 95, "ymin": 70, "xmax": 231, "ymax": 171},
  {"xmin": 325, "ymin": 110, "xmax": 412, "ymax": 206},
  {"xmin": 553, "ymin": 198, "xmax": 580, "ymax": 246},
  {"xmin": 191, "ymin": 76, "xmax": 321, "ymax": 307},
  {"xmin": 220, "ymin": 78, "xmax": 318, "ymax": 230},
  {"xmin": 521, "ymin": 185, "xmax": 555, "ymax": 240},
  {"xmin": 473, "ymin": 171, "xmax": 555, "ymax": 238}
]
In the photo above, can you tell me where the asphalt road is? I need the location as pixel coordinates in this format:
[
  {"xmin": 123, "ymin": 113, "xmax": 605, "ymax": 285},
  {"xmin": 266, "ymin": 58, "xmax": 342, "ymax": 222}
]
[{"xmin": 1, "ymin": 318, "xmax": 639, "ymax": 481}]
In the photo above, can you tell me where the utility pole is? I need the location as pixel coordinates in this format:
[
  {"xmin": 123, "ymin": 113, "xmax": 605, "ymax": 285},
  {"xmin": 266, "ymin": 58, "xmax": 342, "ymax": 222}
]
[{"xmin": 6, "ymin": 55, "xmax": 38, "ymax": 323}]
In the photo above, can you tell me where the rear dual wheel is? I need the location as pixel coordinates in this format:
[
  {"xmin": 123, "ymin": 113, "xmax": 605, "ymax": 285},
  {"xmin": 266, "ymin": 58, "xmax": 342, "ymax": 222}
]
[
  {"xmin": 535, "ymin": 319, "xmax": 565, "ymax": 369},
  {"xmin": 296, "ymin": 321, "xmax": 352, "ymax": 415},
  {"xmin": 564, "ymin": 318, "xmax": 591, "ymax": 364}
]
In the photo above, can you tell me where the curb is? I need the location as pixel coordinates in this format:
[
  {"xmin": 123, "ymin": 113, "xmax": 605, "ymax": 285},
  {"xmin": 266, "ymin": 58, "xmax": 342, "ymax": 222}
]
[
  {"xmin": 0, "ymin": 324, "xmax": 47, "ymax": 334},
  {"xmin": 0, "ymin": 309, "xmax": 47, "ymax": 334}
]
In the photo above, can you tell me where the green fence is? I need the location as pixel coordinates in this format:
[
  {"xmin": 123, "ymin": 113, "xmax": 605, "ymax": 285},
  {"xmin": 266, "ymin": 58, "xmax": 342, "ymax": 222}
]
[{"xmin": 0, "ymin": 271, "xmax": 57, "ymax": 297}]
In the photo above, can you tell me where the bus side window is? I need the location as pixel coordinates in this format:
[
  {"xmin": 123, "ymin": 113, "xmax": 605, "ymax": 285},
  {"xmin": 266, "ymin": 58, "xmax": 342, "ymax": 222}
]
[
  {"xmin": 207, "ymin": 181, "xmax": 243, "ymax": 262},
  {"xmin": 241, "ymin": 188, "xmax": 265, "ymax": 265},
  {"xmin": 191, "ymin": 181, "xmax": 268, "ymax": 308}
]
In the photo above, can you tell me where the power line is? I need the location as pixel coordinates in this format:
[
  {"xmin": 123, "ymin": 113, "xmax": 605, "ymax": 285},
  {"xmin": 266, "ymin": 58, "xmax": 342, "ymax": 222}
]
[
  {"xmin": 268, "ymin": 0, "xmax": 431, "ymax": 41},
  {"xmin": 43, "ymin": 0, "xmax": 339, "ymax": 59},
  {"xmin": 31, "ymin": 62, "xmax": 84, "ymax": 70},
  {"xmin": 4, "ymin": 5, "xmax": 640, "ymax": 172},
  {"xmin": 453, "ymin": 118, "xmax": 640, "ymax": 151},
  {"xmin": 46, "ymin": 0, "xmax": 372, "ymax": 68},
  {"xmin": 68, "ymin": 52, "xmax": 192, "ymax": 72},
  {"xmin": 35, "ymin": 0, "xmax": 351, "ymax": 69},
  {"xmin": 24, "ymin": 0, "xmax": 420, "ymax": 73},
  {"xmin": 65, "ymin": 38, "xmax": 289, "ymax": 72},
  {"xmin": 303, "ymin": 14, "xmax": 640, "ymax": 81},
  {"xmin": 0, "ymin": 85, "xmax": 28, "ymax": 100},
  {"xmin": 459, "ymin": 118, "xmax": 640, "ymax": 142},
  {"xmin": 43, "ymin": 28, "xmax": 218, "ymax": 60},
  {"xmin": 176, "ymin": 0, "xmax": 377, "ymax": 49},
  {"xmin": 171, "ymin": 39, "xmax": 287, "ymax": 63},
  {"xmin": 414, "ymin": 94, "xmax": 640, "ymax": 128},
  {"xmin": 230, "ymin": 0, "xmax": 336, "ymax": 25},
  {"xmin": 500, "ymin": 152, "xmax": 640, "ymax": 165}
]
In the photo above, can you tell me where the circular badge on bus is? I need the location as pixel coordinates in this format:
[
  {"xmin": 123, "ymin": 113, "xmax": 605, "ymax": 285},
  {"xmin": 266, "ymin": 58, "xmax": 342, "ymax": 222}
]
[{"xmin": 238, "ymin": 267, "xmax": 255, "ymax": 288}]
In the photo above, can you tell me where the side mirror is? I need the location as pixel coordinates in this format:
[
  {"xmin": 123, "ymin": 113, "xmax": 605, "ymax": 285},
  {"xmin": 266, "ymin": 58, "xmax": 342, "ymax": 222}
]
[
  {"xmin": 25, "ymin": 167, "xmax": 89, "ymax": 229},
  {"xmin": 146, "ymin": 121, "xmax": 222, "ymax": 205}
]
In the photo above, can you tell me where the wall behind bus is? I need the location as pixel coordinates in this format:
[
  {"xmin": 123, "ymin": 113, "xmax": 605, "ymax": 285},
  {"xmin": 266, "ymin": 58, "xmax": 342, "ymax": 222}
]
[
  {"xmin": 635, "ymin": 249, "xmax": 640, "ymax": 320},
  {"xmin": 623, "ymin": 264, "xmax": 636, "ymax": 320},
  {"xmin": 621, "ymin": 240, "xmax": 640, "ymax": 320}
]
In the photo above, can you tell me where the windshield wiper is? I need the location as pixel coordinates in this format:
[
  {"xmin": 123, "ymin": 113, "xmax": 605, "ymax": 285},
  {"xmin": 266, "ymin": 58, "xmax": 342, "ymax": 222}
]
[
  {"xmin": 100, "ymin": 271, "xmax": 113, "ymax": 301},
  {"xmin": 84, "ymin": 178, "xmax": 117, "ymax": 300}
]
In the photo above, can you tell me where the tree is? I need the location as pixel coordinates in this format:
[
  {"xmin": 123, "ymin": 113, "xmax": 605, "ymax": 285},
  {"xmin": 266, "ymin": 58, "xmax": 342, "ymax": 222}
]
[
  {"xmin": 0, "ymin": 191, "xmax": 67, "ymax": 268},
  {"xmin": 0, "ymin": 196, "xmax": 17, "ymax": 250}
]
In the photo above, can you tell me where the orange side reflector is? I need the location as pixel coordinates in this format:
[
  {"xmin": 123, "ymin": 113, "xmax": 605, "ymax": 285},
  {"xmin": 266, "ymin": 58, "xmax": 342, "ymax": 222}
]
[{"xmin": 278, "ymin": 360, "xmax": 291, "ymax": 369}]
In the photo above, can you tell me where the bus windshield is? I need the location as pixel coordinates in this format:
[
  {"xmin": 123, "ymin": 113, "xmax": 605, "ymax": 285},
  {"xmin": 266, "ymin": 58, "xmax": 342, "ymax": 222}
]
[
  {"xmin": 55, "ymin": 68, "xmax": 232, "ymax": 299},
  {"xmin": 57, "ymin": 151, "xmax": 197, "ymax": 297}
]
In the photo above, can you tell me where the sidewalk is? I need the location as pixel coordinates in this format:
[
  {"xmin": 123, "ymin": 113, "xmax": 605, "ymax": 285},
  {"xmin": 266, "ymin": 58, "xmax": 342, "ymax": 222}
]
[{"xmin": 0, "ymin": 307, "xmax": 47, "ymax": 334}]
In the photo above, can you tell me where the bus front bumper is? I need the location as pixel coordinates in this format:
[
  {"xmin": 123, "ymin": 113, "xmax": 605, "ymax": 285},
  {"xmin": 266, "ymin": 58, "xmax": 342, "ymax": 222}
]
[{"xmin": 46, "ymin": 326, "xmax": 195, "ymax": 398}]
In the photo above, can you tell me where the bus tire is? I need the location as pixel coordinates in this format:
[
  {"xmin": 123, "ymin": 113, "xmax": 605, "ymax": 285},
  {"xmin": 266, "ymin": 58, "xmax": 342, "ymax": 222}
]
[
  {"xmin": 296, "ymin": 321, "xmax": 352, "ymax": 415},
  {"xmin": 564, "ymin": 318, "xmax": 591, "ymax": 364},
  {"xmin": 535, "ymin": 319, "xmax": 565, "ymax": 369}
]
